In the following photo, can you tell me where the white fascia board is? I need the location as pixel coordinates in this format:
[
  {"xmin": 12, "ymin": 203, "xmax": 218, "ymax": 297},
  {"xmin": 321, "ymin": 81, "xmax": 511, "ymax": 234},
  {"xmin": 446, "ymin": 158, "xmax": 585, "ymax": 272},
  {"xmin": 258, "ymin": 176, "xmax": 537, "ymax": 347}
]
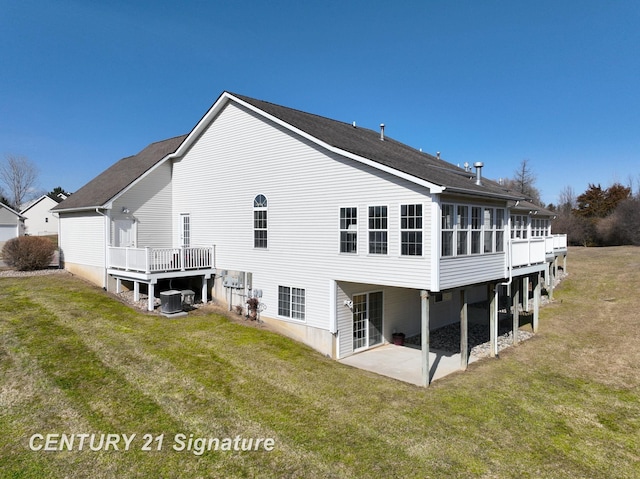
[
  {"xmin": 53, "ymin": 206, "xmax": 110, "ymax": 214},
  {"xmin": 178, "ymin": 92, "xmax": 445, "ymax": 194}
]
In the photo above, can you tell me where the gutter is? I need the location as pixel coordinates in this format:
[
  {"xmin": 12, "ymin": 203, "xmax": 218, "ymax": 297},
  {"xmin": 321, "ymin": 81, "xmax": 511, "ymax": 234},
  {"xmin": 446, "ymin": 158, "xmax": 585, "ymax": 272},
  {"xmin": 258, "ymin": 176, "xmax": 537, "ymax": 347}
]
[
  {"xmin": 52, "ymin": 206, "xmax": 107, "ymax": 214},
  {"xmin": 442, "ymin": 185, "xmax": 524, "ymax": 201}
]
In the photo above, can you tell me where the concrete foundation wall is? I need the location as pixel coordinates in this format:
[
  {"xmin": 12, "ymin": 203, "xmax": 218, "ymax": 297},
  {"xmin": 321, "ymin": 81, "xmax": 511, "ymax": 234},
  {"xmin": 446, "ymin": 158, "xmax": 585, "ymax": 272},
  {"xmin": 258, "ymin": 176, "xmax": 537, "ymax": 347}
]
[{"xmin": 64, "ymin": 262, "xmax": 106, "ymax": 288}]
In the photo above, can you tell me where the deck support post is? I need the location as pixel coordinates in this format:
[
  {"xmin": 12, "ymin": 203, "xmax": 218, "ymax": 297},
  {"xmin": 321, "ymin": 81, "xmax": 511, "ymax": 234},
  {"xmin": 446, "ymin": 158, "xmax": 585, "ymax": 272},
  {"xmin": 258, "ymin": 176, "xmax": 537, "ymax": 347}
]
[
  {"xmin": 460, "ymin": 288, "xmax": 468, "ymax": 371},
  {"xmin": 533, "ymin": 272, "xmax": 541, "ymax": 333},
  {"xmin": 134, "ymin": 281, "xmax": 140, "ymax": 302},
  {"xmin": 548, "ymin": 258, "xmax": 555, "ymax": 301},
  {"xmin": 115, "ymin": 278, "xmax": 122, "ymax": 294},
  {"xmin": 512, "ymin": 278, "xmax": 520, "ymax": 345},
  {"xmin": 420, "ymin": 290, "xmax": 430, "ymax": 387},
  {"xmin": 523, "ymin": 276, "xmax": 530, "ymax": 312},
  {"xmin": 148, "ymin": 281, "xmax": 155, "ymax": 312},
  {"xmin": 489, "ymin": 283, "xmax": 498, "ymax": 357},
  {"xmin": 201, "ymin": 275, "xmax": 209, "ymax": 304}
]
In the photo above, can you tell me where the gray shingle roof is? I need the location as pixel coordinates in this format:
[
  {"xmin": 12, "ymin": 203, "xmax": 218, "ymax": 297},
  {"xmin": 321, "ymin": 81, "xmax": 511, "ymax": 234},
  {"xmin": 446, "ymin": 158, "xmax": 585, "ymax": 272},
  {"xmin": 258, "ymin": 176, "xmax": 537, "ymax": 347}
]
[
  {"xmin": 231, "ymin": 93, "xmax": 522, "ymax": 200},
  {"xmin": 53, "ymin": 134, "xmax": 187, "ymax": 211},
  {"xmin": 54, "ymin": 92, "xmax": 523, "ymax": 212}
]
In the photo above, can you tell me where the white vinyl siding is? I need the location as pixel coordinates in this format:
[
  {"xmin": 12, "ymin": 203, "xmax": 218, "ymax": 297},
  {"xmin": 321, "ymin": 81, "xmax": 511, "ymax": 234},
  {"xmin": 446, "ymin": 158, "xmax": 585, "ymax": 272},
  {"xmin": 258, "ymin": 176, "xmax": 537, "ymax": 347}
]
[
  {"xmin": 22, "ymin": 196, "xmax": 59, "ymax": 236},
  {"xmin": 111, "ymin": 162, "xmax": 173, "ymax": 248},
  {"xmin": 59, "ymin": 212, "xmax": 105, "ymax": 267},
  {"xmin": 439, "ymin": 254, "xmax": 506, "ymax": 290},
  {"xmin": 171, "ymin": 102, "xmax": 433, "ymax": 333}
]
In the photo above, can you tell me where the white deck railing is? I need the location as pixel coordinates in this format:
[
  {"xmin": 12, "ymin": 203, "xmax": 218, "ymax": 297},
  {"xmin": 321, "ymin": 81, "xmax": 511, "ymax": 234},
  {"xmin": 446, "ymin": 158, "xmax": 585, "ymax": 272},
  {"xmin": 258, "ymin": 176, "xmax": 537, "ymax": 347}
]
[
  {"xmin": 553, "ymin": 234, "xmax": 567, "ymax": 250},
  {"xmin": 108, "ymin": 246, "xmax": 215, "ymax": 273},
  {"xmin": 511, "ymin": 238, "xmax": 546, "ymax": 267},
  {"xmin": 513, "ymin": 234, "xmax": 568, "ymax": 268}
]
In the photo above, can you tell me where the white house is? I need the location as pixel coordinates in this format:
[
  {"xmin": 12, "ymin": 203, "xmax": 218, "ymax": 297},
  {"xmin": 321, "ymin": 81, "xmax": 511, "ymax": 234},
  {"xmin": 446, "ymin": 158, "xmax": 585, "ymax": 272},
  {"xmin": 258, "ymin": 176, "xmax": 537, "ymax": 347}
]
[
  {"xmin": 53, "ymin": 91, "xmax": 567, "ymax": 385},
  {"xmin": 20, "ymin": 194, "xmax": 63, "ymax": 236},
  {"xmin": 0, "ymin": 203, "xmax": 25, "ymax": 250}
]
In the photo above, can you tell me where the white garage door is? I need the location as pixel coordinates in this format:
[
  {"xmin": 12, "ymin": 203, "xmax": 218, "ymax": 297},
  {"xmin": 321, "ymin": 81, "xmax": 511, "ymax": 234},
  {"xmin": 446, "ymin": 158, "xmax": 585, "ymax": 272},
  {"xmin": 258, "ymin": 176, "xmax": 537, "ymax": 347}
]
[{"xmin": 0, "ymin": 225, "xmax": 17, "ymax": 241}]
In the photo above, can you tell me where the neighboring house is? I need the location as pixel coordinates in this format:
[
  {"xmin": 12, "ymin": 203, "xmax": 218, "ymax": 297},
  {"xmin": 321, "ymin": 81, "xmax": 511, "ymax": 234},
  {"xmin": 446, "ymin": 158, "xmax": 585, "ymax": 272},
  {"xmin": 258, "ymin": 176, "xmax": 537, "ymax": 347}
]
[
  {"xmin": 0, "ymin": 203, "xmax": 25, "ymax": 250},
  {"xmin": 53, "ymin": 91, "xmax": 568, "ymax": 384},
  {"xmin": 20, "ymin": 194, "xmax": 63, "ymax": 236}
]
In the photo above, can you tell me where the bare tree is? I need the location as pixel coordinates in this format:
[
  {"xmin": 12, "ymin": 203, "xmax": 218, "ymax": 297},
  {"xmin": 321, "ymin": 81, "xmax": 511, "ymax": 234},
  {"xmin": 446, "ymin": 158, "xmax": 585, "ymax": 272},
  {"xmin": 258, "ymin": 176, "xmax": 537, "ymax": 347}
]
[
  {"xmin": 557, "ymin": 185, "xmax": 576, "ymax": 213},
  {"xmin": 504, "ymin": 159, "xmax": 541, "ymax": 205},
  {"xmin": 0, "ymin": 154, "xmax": 39, "ymax": 210}
]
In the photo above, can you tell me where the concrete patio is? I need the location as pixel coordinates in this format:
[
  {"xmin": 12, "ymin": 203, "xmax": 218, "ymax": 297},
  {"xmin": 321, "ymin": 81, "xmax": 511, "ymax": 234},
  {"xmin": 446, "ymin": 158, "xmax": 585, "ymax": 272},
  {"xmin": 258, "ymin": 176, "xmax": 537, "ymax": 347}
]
[{"xmin": 339, "ymin": 344, "xmax": 479, "ymax": 386}]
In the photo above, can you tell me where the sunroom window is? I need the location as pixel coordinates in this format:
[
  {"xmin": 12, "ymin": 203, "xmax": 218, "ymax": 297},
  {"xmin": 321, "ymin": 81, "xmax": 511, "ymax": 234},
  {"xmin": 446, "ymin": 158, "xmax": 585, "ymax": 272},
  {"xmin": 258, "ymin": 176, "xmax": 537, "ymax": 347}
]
[
  {"xmin": 442, "ymin": 203, "xmax": 506, "ymax": 257},
  {"xmin": 441, "ymin": 204, "xmax": 454, "ymax": 257}
]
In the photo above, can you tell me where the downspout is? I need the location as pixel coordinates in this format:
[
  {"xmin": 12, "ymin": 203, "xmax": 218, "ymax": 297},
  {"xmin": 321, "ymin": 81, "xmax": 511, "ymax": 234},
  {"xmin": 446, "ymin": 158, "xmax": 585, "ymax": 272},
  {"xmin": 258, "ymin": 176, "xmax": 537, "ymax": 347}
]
[
  {"xmin": 499, "ymin": 206, "xmax": 514, "ymax": 289},
  {"xmin": 95, "ymin": 208, "xmax": 109, "ymax": 290},
  {"xmin": 494, "ymin": 209, "xmax": 513, "ymax": 358},
  {"xmin": 53, "ymin": 211, "xmax": 61, "ymax": 269}
]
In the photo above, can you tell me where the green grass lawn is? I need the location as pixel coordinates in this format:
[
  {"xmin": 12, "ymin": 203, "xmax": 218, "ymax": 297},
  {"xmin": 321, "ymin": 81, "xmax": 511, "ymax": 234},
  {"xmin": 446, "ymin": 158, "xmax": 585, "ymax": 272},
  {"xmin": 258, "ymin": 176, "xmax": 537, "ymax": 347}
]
[{"xmin": 1, "ymin": 247, "xmax": 639, "ymax": 478}]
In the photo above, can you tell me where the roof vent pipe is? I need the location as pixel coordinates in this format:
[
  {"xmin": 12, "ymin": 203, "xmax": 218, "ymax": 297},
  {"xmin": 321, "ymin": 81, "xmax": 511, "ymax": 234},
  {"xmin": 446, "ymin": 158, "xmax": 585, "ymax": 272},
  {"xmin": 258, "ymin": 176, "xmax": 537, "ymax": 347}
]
[
  {"xmin": 474, "ymin": 162, "xmax": 484, "ymax": 185},
  {"xmin": 380, "ymin": 123, "xmax": 385, "ymax": 141}
]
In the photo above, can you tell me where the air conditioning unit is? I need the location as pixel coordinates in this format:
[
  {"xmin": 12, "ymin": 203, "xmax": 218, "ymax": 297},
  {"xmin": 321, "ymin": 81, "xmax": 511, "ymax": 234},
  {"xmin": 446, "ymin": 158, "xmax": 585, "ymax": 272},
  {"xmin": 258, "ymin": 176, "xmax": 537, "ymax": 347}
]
[{"xmin": 160, "ymin": 290, "xmax": 183, "ymax": 314}]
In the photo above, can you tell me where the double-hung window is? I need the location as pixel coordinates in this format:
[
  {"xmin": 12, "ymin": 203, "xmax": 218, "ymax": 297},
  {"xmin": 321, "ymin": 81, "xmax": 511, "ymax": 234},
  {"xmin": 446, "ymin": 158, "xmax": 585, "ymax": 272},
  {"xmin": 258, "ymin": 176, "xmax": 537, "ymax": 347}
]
[
  {"xmin": 400, "ymin": 204, "xmax": 422, "ymax": 256},
  {"xmin": 253, "ymin": 194, "xmax": 268, "ymax": 248},
  {"xmin": 496, "ymin": 209, "xmax": 505, "ymax": 252},
  {"xmin": 471, "ymin": 207, "xmax": 482, "ymax": 254},
  {"xmin": 456, "ymin": 205, "xmax": 469, "ymax": 255},
  {"xmin": 340, "ymin": 207, "xmax": 357, "ymax": 253},
  {"xmin": 483, "ymin": 208, "xmax": 495, "ymax": 253},
  {"xmin": 278, "ymin": 286, "xmax": 305, "ymax": 321},
  {"xmin": 368, "ymin": 206, "xmax": 388, "ymax": 254},
  {"xmin": 441, "ymin": 204, "xmax": 454, "ymax": 257}
]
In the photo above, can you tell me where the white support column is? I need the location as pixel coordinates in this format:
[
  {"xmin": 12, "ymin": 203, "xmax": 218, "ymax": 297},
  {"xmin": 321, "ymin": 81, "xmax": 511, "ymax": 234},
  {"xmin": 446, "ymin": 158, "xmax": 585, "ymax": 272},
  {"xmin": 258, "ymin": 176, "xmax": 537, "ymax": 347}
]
[
  {"xmin": 549, "ymin": 258, "xmax": 555, "ymax": 301},
  {"xmin": 523, "ymin": 276, "xmax": 530, "ymax": 312},
  {"xmin": 116, "ymin": 278, "xmax": 122, "ymax": 294},
  {"xmin": 201, "ymin": 275, "xmax": 209, "ymax": 304},
  {"xmin": 148, "ymin": 282, "xmax": 155, "ymax": 312},
  {"xmin": 489, "ymin": 283, "xmax": 498, "ymax": 357},
  {"xmin": 460, "ymin": 289, "xmax": 468, "ymax": 371},
  {"xmin": 563, "ymin": 254, "xmax": 567, "ymax": 274},
  {"xmin": 512, "ymin": 278, "xmax": 520, "ymax": 345},
  {"xmin": 134, "ymin": 281, "xmax": 140, "ymax": 302},
  {"xmin": 533, "ymin": 272, "xmax": 541, "ymax": 333},
  {"xmin": 421, "ymin": 290, "xmax": 430, "ymax": 387}
]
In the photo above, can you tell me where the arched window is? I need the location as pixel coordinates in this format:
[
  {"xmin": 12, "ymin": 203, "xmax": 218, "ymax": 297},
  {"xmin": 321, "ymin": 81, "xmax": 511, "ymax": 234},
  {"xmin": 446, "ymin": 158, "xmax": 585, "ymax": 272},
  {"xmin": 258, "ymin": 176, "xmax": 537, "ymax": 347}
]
[{"xmin": 253, "ymin": 195, "xmax": 268, "ymax": 248}]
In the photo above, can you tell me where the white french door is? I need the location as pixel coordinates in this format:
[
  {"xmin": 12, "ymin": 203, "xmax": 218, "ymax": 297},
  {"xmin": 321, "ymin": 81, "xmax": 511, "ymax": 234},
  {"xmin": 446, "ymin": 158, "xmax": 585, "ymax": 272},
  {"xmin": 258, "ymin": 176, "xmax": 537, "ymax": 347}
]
[{"xmin": 353, "ymin": 291, "xmax": 383, "ymax": 351}]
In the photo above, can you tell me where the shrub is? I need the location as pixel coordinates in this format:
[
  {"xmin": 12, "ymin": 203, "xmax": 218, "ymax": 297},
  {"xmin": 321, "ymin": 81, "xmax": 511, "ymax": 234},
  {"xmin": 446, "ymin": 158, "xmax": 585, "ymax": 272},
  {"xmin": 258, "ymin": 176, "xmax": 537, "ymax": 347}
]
[{"xmin": 1, "ymin": 236, "xmax": 56, "ymax": 271}]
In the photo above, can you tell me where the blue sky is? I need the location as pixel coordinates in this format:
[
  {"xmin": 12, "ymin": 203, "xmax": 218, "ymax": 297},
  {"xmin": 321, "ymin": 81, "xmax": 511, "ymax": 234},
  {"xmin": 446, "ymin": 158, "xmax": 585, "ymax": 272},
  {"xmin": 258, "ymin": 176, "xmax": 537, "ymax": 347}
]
[{"xmin": 1, "ymin": 0, "xmax": 639, "ymax": 205}]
